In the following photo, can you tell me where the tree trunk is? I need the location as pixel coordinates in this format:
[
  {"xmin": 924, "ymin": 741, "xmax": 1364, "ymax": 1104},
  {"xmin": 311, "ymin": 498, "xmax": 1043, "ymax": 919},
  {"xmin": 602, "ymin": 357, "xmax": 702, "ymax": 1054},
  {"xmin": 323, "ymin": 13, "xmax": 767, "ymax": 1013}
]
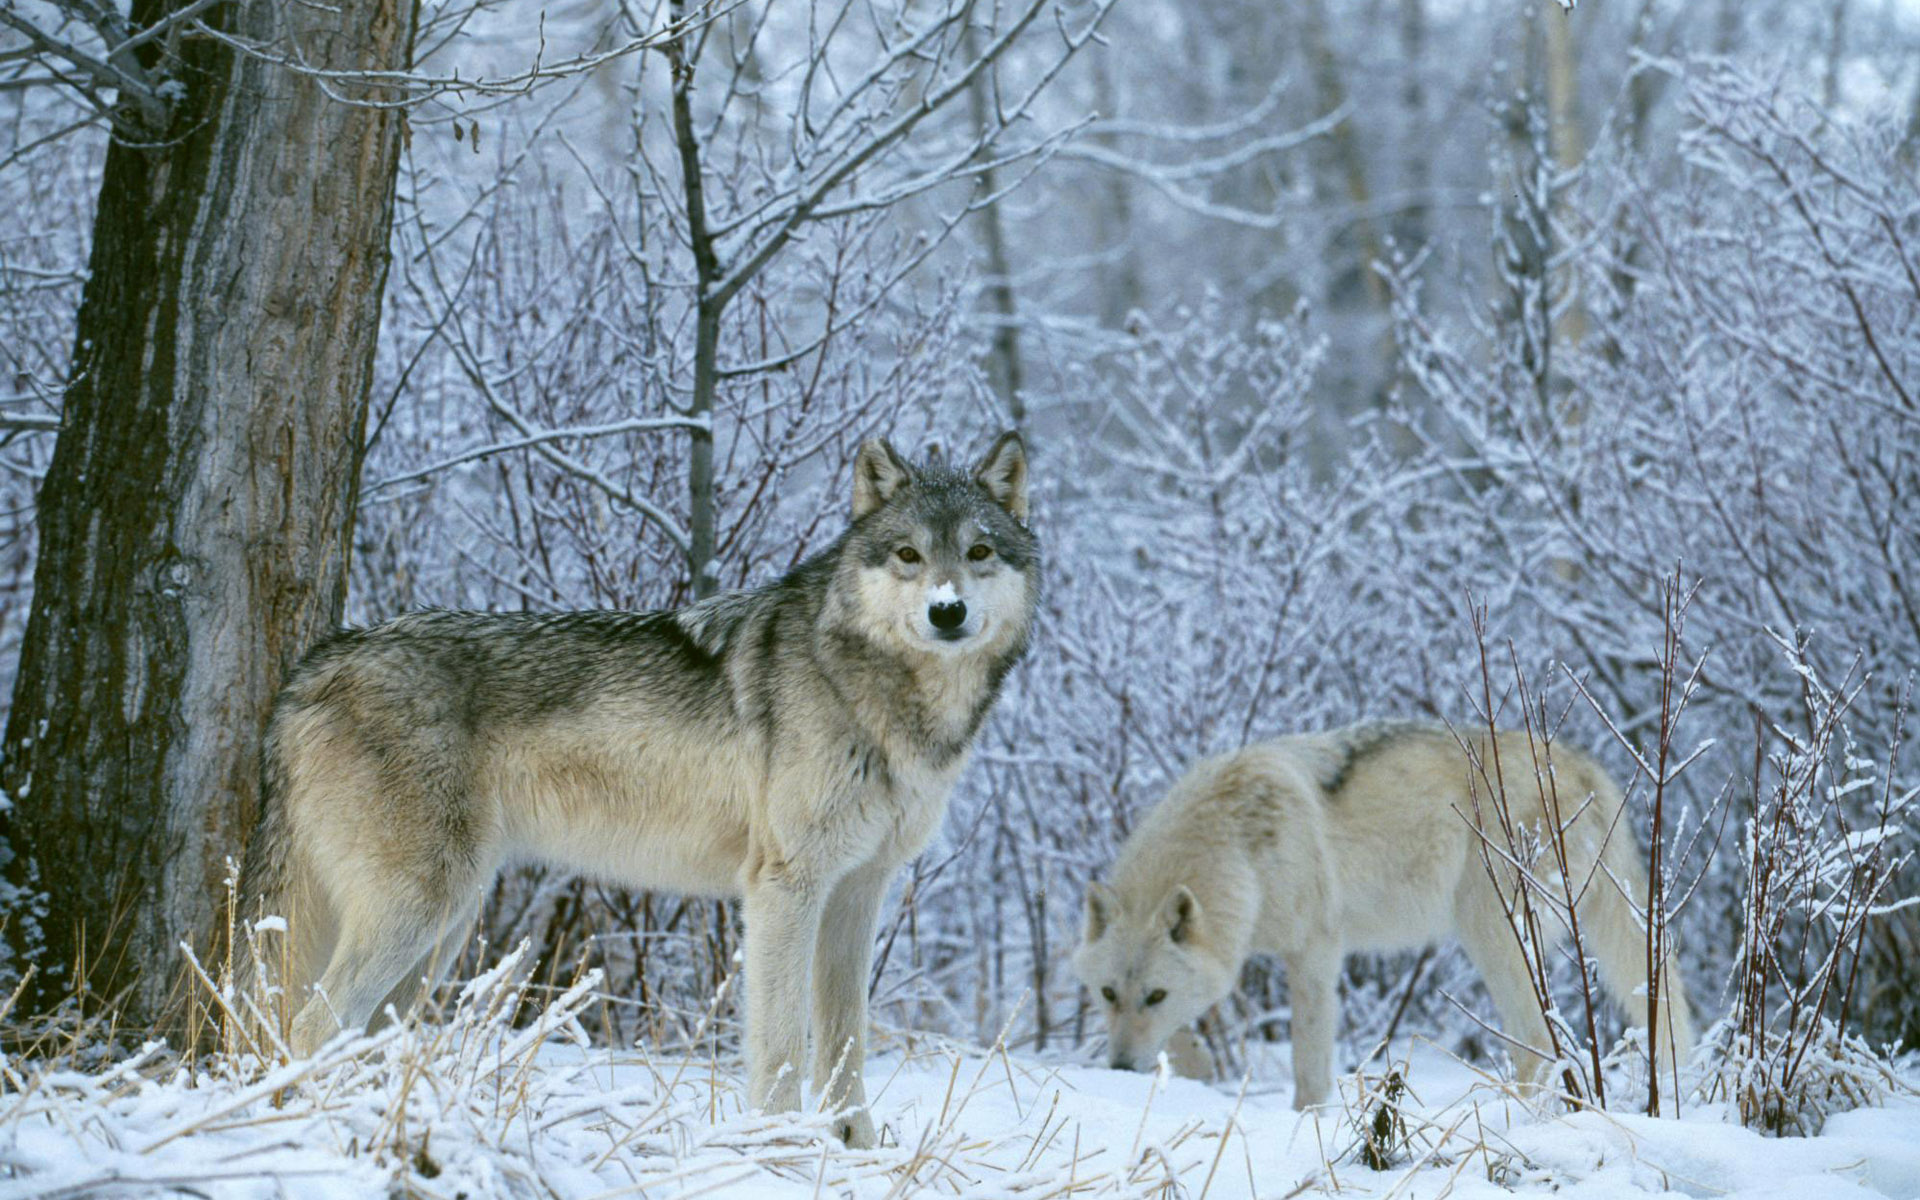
[
  {"xmin": 667, "ymin": 0, "xmax": 721, "ymax": 602},
  {"xmin": 1301, "ymin": 0, "xmax": 1385, "ymax": 313},
  {"xmin": 964, "ymin": 29, "xmax": 1025, "ymax": 427},
  {"xmin": 1090, "ymin": 51, "xmax": 1144, "ymax": 330},
  {"xmin": 1543, "ymin": 0, "xmax": 1588, "ymax": 351},
  {"xmin": 1822, "ymin": 0, "xmax": 1849, "ymax": 111},
  {"xmin": 0, "ymin": 0, "xmax": 417, "ymax": 1027},
  {"xmin": 1393, "ymin": 0, "xmax": 1428, "ymax": 251},
  {"xmin": 1603, "ymin": 0, "xmax": 1665, "ymax": 344},
  {"xmin": 1714, "ymin": 0, "xmax": 1742, "ymax": 54}
]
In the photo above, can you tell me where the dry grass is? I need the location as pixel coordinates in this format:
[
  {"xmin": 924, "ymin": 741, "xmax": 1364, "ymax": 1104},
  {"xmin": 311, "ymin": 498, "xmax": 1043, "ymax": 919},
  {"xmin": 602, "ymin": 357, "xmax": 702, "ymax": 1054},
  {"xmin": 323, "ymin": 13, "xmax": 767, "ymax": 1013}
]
[{"xmin": 0, "ymin": 940, "xmax": 1244, "ymax": 1198}]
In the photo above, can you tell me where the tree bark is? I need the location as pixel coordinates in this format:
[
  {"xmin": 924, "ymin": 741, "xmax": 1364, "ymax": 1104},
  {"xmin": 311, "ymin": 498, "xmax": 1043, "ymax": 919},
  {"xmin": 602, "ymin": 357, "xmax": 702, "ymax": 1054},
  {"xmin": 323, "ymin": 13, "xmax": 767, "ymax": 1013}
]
[
  {"xmin": 667, "ymin": 0, "xmax": 720, "ymax": 602},
  {"xmin": 964, "ymin": 28, "xmax": 1025, "ymax": 427},
  {"xmin": 1393, "ymin": 0, "xmax": 1428, "ymax": 251},
  {"xmin": 1089, "ymin": 51, "xmax": 1144, "ymax": 332},
  {"xmin": 0, "ymin": 0, "xmax": 417, "ymax": 1026},
  {"xmin": 1543, "ymin": 1, "xmax": 1588, "ymax": 351},
  {"xmin": 1300, "ymin": 0, "xmax": 1385, "ymax": 313}
]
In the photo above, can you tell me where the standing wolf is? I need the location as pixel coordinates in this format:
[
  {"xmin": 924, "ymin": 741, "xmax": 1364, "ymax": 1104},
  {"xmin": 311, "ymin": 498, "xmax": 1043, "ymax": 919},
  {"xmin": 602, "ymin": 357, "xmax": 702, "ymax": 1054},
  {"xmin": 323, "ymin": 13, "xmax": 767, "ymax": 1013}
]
[
  {"xmin": 238, "ymin": 433, "xmax": 1037, "ymax": 1147},
  {"xmin": 1073, "ymin": 723, "xmax": 1694, "ymax": 1107}
]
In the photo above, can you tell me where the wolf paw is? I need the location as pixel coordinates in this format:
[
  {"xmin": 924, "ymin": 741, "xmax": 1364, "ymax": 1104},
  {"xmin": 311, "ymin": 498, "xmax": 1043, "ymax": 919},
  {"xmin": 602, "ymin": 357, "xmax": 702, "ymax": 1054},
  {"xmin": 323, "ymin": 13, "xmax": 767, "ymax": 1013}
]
[{"xmin": 836, "ymin": 1109, "xmax": 877, "ymax": 1148}]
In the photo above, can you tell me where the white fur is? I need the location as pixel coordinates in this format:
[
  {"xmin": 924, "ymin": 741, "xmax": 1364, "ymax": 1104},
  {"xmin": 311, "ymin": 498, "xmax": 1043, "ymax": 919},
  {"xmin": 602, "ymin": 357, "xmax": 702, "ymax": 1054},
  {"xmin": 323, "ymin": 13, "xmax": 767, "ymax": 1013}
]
[{"xmin": 1073, "ymin": 726, "xmax": 1696, "ymax": 1109}]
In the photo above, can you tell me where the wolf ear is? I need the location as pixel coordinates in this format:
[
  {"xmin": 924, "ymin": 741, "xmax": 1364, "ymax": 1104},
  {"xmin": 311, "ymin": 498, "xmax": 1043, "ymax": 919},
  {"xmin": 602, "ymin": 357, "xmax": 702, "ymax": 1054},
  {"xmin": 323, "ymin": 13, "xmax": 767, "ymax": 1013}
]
[
  {"xmin": 972, "ymin": 430, "xmax": 1028, "ymax": 522},
  {"xmin": 852, "ymin": 438, "xmax": 912, "ymax": 519},
  {"xmin": 1158, "ymin": 885, "xmax": 1201, "ymax": 945},
  {"xmin": 1083, "ymin": 881, "xmax": 1117, "ymax": 942}
]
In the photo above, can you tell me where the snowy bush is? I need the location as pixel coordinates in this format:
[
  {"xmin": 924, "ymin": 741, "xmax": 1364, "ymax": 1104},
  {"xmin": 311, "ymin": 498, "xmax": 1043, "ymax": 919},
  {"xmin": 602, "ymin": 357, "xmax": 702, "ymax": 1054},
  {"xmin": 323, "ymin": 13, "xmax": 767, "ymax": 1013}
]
[
  {"xmin": 1384, "ymin": 58, "xmax": 1920, "ymax": 1054},
  {"xmin": 1, "ymin": 0, "xmax": 1917, "ymax": 1186},
  {"xmin": 1701, "ymin": 638, "xmax": 1916, "ymax": 1135}
]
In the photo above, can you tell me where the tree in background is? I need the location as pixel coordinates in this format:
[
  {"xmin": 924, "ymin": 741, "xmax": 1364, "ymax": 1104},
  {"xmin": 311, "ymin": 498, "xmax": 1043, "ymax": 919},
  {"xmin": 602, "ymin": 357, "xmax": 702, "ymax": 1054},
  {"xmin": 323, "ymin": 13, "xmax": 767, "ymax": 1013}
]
[
  {"xmin": 0, "ymin": 0, "xmax": 699, "ymax": 1033},
  {"xmin": 0, "ymin": 0, "xmax": 423, "ymax": 1028},
  {"xmin": 0, "ymin": 0, "xmax": 1915, "ymax": 1106},
  {"xmin": 351, "ymin": 0, "xmax": 1116, "ymax": 1030}
]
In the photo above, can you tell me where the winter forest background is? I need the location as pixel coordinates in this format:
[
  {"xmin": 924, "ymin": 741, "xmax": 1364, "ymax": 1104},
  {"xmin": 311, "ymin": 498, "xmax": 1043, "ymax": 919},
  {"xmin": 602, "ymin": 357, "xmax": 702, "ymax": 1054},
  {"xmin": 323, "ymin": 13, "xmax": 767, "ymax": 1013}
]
[{"xmin": 1, "ymin": 0, "xmax": 1919, "ymax": 1174}]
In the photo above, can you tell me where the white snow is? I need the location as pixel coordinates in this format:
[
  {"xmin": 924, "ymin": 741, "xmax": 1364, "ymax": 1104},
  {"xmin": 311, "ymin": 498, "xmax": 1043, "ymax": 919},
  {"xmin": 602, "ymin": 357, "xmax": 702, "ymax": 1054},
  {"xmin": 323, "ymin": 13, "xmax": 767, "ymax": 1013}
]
[
  {"xmin": 928, "ymin": 581, "xmax": 959, "ymax": 606},
  {"xmin": 2, "ymin": 961, "xmax": 1914, "ymax": 1200}
]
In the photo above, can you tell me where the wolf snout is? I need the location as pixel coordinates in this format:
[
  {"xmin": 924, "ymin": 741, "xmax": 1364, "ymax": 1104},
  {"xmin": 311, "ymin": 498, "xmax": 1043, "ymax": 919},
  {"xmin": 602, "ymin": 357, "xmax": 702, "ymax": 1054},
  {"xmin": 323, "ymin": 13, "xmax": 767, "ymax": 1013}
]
[
  {"xmin": 1108, "ymin": 1053, "xmax": 1138, "ymax": 1072},
  {"xmin": 928, "ymin": 599, "xmax": 968, "ymax": 634}
]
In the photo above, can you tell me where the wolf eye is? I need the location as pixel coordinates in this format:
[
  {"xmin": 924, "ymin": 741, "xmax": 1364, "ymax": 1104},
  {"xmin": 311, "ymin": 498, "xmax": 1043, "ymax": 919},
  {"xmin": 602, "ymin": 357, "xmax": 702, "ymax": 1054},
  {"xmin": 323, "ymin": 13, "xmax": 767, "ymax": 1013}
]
[
  {"xmin": 1100, "ymin": 986, "xmax": 1117, "ymax": 1005},
  {"xmin": 1144, "ymin": 989, "xmax": 1167, "ymax": 1007},
  {"xmin": 896, "ymin": 546, "xmax": 921, "ymax": 564},
  {"xmin": 967, "ymin": 543, "xmax": 993, "ymax": 562}
]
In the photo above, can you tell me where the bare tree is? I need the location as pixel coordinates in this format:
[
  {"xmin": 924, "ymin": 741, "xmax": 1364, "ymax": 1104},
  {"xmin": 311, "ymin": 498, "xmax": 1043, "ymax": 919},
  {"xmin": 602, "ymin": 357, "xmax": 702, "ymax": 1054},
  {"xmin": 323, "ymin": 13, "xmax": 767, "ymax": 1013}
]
[
  {"xmin": 646, "ymin": 0, "xmax": 1110, "ymax": 595},
  {"xmin": 0, "ymin": 0, "xmax": 415, "ymax": 1028},
  {"xmin": 964, "ymin": 22, "xmax": 1026, "ymax": 425},
  {"xmin": 330, "ymin": 0, "xmax": 1117, "ymax": 1033}
]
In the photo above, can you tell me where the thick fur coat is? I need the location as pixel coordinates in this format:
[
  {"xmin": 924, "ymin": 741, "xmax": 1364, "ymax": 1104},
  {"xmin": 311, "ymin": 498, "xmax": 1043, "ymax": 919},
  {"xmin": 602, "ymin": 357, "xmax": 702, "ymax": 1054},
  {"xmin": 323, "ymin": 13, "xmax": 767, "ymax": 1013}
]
[
  {"xmin": 1074, "ymin": 723, "xmax": 1695, "ymax": 1107},
  {"xmin": 238, "ymin": 434, "xmax": 1039, "ymax": 1147}
]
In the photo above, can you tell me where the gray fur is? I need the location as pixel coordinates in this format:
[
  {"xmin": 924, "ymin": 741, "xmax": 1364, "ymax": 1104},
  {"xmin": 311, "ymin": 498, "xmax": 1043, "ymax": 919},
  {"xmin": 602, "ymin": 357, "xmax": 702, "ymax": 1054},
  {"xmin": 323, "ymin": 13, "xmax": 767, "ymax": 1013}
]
[
  {"xmin": 1315, "ymin": 720, "xmax": 1439, "ymax": 796},
  {"xmin": 236, "ymin": 432, "xmax": 1038, "ymax": 1148}
]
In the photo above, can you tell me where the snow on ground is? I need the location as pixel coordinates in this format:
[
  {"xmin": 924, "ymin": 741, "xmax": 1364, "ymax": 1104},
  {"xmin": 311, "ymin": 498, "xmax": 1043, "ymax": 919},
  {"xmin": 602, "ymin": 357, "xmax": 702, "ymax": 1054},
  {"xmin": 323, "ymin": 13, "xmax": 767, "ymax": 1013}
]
[{"xmin": 0, "ymin": 966, "xmax": 1915, "ymax": 1199}]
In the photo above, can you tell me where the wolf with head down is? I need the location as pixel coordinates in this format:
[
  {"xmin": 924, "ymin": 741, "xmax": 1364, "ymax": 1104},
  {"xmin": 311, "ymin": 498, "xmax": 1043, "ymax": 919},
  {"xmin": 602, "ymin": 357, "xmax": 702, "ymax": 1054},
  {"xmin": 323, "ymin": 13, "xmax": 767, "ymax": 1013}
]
[
  {"xmin": 1074, "ymin": 723, "xmax": 1695, "ymax": 1108},
  {"xmin": 238, "ymin": 433, "xmax": 1037, "ymax": 1147}
]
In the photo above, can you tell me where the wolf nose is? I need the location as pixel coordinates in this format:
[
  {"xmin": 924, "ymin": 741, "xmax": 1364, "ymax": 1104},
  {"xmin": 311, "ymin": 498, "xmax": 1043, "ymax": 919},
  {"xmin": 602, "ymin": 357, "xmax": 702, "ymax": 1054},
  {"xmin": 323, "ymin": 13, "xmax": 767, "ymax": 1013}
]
[
  {"xmin": 1110, "ymin": 1054, "xmax": 1136, "ymax": 1072},
  {"xmin": 929, "ymin": 599, "xmax": 967, "ymax": 631}
]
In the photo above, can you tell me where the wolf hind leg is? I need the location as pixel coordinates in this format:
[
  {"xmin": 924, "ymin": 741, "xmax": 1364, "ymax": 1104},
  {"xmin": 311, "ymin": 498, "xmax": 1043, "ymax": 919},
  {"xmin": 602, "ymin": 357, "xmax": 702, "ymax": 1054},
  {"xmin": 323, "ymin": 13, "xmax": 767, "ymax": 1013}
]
[
  {"xmin": 289, "ymin": 895, "xmax": 452, "ymax": 1057},
  {"xmin": 1453, "ymin": 882, "xmax": 1559, "ymax": 1094},
  {"xmin": 228, "ymin": 860, "xmax": 338, "ymax": 1055},
  {"xmin": 1582, "ymin": 838, "xmax": 1695, "ymax": 1099},
  {"xmin": 371, "ymin": 901, "xmax": 482, "ymax": 1032}
]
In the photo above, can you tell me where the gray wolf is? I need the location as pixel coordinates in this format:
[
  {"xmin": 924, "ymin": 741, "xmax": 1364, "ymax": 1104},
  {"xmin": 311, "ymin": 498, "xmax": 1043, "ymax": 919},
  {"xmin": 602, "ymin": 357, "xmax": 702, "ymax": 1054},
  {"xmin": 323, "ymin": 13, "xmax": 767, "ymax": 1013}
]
[
  {"xmin": 1072, "ymin": 722, "xmax": 1695, "ymax": 1107},
  {"xmin": 237, "ymin": 433, "xmax": 1037, "ymax": 1147}
]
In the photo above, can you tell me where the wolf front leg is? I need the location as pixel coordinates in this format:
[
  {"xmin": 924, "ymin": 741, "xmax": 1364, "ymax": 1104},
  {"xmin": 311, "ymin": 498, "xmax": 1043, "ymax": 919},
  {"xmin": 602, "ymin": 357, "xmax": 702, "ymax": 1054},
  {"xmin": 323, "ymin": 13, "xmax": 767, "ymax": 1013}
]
[
  {"xmin": 743, "ymin": 861, "xmax": 827, "ymax": 1117},
  {"xmin": 811, "ymin": 861, "xmax": 893, "ymax": 1148},
  {"xmin": 1285, "ymin": 944, "xmax": 1343, "ymax": 1109}
]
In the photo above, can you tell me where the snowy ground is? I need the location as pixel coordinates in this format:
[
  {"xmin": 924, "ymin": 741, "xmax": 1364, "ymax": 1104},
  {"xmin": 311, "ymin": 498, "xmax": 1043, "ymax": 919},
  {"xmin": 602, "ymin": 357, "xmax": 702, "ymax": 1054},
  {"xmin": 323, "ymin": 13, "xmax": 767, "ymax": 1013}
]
[
  {"xmin": 0, "ymin": 967, "xmax": 1915, "ymax": 1198},
  {"xmin": 4, "ymin": 1043, "xmax": 1917, "ymax": 1199}
]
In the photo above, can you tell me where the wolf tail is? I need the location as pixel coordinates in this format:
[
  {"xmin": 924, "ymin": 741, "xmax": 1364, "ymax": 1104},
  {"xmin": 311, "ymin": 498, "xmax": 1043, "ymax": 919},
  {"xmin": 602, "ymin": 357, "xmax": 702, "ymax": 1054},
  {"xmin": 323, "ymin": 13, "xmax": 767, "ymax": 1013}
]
[
  {"xmin": 229, "ymin": 709, "xmax": 334, "ymax": 1054},
  {"xmin": 1577, "ymin": 764, "xmax": 1696, "ymax": 1095}
]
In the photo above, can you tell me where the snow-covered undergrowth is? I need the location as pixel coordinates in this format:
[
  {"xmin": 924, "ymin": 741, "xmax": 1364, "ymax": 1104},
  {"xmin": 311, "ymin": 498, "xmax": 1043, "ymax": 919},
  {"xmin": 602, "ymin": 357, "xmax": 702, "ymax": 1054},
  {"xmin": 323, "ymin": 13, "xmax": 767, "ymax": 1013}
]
[{"xmin": 2, "ymin": 955, "xmax": 1917, "ymax": 1199}]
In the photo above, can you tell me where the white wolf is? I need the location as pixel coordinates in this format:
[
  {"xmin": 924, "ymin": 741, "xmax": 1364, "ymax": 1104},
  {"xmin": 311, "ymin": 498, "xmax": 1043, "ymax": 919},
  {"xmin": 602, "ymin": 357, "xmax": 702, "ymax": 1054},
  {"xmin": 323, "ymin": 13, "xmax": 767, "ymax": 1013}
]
[
  {"xmin": 239, "ymin": 434, "xmax": 1038, "ymax": 1147},
  {"xmin": 1073, "ymin": 722, "xmax": 1694, "ymax": 1106}
]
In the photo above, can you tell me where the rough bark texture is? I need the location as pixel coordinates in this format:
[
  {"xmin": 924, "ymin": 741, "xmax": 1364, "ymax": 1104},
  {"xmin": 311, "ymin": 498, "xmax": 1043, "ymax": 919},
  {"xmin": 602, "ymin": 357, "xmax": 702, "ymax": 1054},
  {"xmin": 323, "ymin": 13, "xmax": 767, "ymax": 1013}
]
[{"xmin": 0, "ymin": 0, "xmax": 417, "ymax": 1025}]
